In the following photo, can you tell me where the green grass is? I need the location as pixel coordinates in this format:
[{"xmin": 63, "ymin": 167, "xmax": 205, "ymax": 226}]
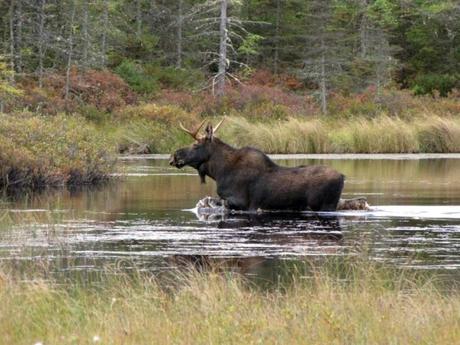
[
  {"xmin": 0, "ymin": 112, "xmax": 116, "ymax": 189},
  {"xmin": 1, "ymin": 258, "xmax": 460, "ymax": 344}
]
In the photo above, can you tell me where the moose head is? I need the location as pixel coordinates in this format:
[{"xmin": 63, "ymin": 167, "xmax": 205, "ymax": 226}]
[{"xmin": 169, "ymin": 118, "xmax": 226, "ymax": 182}]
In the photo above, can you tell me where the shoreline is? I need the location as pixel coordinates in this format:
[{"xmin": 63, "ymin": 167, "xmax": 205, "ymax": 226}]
[{"xmin": 119, "ymin": 153, "xmax": 460, "ymax": 160}]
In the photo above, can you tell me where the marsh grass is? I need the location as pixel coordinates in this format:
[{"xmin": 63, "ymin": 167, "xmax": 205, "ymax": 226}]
[
  {"xmin": 116, "ymin": 113, "xmax": 460, "ymax": 154},
  {"xmin": 1, "ymin": 258, "xmax": 460, "ymax": 345},
  {"xmin": 218, "ymin": 115, "xmax": 460, "ymax": 154}
]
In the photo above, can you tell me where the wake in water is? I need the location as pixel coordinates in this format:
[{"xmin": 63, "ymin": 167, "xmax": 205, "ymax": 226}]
[{"xmin": 190, "ymin": 196, "xmax": 460, "ymax": 221}]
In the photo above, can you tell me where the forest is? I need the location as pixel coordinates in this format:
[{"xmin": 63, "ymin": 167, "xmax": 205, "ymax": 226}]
[{"xmin": 0, "ymin": 0, "xmax": 459, "ymax": 187}]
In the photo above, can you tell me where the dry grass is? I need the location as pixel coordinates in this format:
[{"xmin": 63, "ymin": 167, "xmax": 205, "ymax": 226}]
[
  {"xmin": 1, "ymin": 259, "xmax": 460, "ymax": 344},
  {"xmin": 218, "ymin": 115, "xmax": 460, "ymax": 154}
]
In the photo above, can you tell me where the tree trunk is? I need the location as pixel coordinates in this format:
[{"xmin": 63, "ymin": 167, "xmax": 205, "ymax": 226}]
[
  {"xmin": 64, "ymin": 0, "xmax": 76, "ymax": 111},
  {"xmin": 359, "ymin": 0, "xmax": 368, "ymax": 58},
  {"xmin": 15, "ymin": 0, "xmax": 22, "ymax": 73},
  {"xmin": 136, "ymin": 0, "xmax": 142, "ymax": 39},
  {"xmin": 176, "ymin": 0, "xmax": 183, "ymax": 68},
  {"xmin": 216, "ymin": 0, "xmax": 227, "ymax": 97},
  {"xmin": 320, "ymin": 37, "xmax": 327, "ymax": 115},
  {"xmin": 9, "ymin": 0, "xmax": 15, "ymax": 80},
  {"xmin": 37, "ymin": 0, "xmax": 46, "ymax": 88},
  {"xmin": 273, "ymin": 0, "xmax": 281, "ymax": 75},
  {"xmin": 101, "ymin": 0, "xmax": 108, "ymax": 66},
  {"xmin": 82, "ymin": 0, "xmax": 89, "ymax": 67}
]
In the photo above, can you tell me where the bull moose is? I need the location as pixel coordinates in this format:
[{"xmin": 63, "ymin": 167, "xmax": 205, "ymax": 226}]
[{"xmin": 169, "ymin": 119, "xmax": 345, "ymax": 212}]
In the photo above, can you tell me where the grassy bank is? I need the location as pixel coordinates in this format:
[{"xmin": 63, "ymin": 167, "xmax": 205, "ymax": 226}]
[
  {"xmin": 219, "ymin": 115, "xmax": 460, "ymax": 154},
  {"xmin": 1, "ymin": 259, "xmax": 459, "ymax": 344},
  {"xmin": 0, "ymin": 113, "xmax": 116, "ymax": 190},
  {"xmin": 113, "ymin": 112, "xmax": 460, "ymax": 154},
  {"xmin": 1, "ymin": 107, "xmax": 459, "ymax": 191}
]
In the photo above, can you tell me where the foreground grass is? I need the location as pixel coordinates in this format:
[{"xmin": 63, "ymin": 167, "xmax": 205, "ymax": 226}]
[{"xmin": 1, "ymin": 260, "xmax": 460, "ymax": 344}]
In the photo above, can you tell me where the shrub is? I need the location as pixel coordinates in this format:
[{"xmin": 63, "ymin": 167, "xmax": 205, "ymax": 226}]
[
  {"xmin": 144, "ymin": 64, "xmax": 205, "ymax": 90},
  {"xmin": 412, "ymin": 73, "xmax": 459, "ymax": 97},
  {"xmin": 115, "ymin": 60, "xmax": 159, "ymax": 94},
  {"xmin": 0, "ymin": 112, "xmax": 116, "ymax": 189},
  {"xmin": 117, "ymin": 103, "xmax": 200, "ymax": 126},
  {"xmin": 20, "ymin": 68, "xmax": 137, "ymax": 114},
  {"xmin": 114, "ymin": 104, "xmax": 202, "ymax": 153}
]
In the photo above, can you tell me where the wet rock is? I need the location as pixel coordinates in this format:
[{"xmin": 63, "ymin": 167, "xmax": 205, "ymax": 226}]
[
  {"xmin": 195, "ymin": 196, "xmax": 228, "ymax": 215},
  {"xmin": 337, "ymin": 197, "xmax": 370, "ymax": 211}
]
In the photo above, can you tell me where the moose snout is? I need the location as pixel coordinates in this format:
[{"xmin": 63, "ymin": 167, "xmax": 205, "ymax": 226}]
[
  {"xmin": 169, "ymin": 154, "xmax": 176, "ymax": 166},
  {"xmin": 169, "ymin": 150, "xmax": 186, "ymax": 168}
]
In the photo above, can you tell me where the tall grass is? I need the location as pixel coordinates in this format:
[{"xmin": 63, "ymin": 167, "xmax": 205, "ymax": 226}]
[
  {"xmin": 218, "ymin": 115, "xmax": 460, "ymax": 154},
  {"xmin": 1, "ymin": 259, "xmax": 459, "ymax": 344},
  {"xmin": 114, "ymin": 113, "xmax": 460, "ymax": 154}
]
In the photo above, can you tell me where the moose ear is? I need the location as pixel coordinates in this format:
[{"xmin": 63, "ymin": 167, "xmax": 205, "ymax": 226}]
[{"xmin": 205, "ymin": 123, "xmax": 214, "ymax": 141}]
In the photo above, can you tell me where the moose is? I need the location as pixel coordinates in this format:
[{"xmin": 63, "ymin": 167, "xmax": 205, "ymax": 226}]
[{"xmin": 169, "ymin": 119, "xmax": 345, "ymax": 212}]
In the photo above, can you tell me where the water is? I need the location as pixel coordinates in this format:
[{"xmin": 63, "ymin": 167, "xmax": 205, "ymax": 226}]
[{"xmin": 1, "ymin": 155, "xmax": 460, "ymax": 281}]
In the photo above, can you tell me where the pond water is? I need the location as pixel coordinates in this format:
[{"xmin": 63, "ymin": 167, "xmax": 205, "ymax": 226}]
[{"xmin": 1, "ymin": 155, "xmax": 460, "ymax": 282}]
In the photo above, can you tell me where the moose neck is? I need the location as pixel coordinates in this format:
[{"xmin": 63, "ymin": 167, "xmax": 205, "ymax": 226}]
[{"xmin": 203, "ymin": 138, "xmax": 236, "ymax": 181}]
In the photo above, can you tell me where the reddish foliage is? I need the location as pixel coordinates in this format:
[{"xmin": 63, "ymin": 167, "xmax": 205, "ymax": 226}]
[
  {"xmin": 246, "ymin": 69, "xmax": 277, "ymax": 87},
  {"xmin": 19, "ymin": 67, "xmax": 136, "ymax": 114},
  {"xmin": 156, "ymin": 84, "xmax": 318, "ymax": 118},
  {"xmin": 224, "ymin": 84, "xmax": 317, "ymax": 115},
  {"xmin": 245, "ymin": 69, "xmax": 304, "ymax": 91}
]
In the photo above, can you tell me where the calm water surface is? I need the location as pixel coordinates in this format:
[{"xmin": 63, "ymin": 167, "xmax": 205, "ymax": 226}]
[{"xmin": 1, "ymin": 155, "xmax": 460, "ymax": 281}]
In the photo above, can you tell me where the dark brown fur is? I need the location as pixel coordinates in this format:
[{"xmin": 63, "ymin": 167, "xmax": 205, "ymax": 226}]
[{"xmin": 170, "ymin": 125, "xmax": 345, "ymax": 212}]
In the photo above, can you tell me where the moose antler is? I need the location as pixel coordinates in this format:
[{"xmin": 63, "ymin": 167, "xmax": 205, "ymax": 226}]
[
  {"xmin": 179, "ymin": 119, "xmax": 206, "ymax": 139},
  {"xmin": 213, "ymin": 117, "xmax": 226, "ymax": 134}
]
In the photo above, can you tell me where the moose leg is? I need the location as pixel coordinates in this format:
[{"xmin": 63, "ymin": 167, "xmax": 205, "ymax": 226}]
[
  {"xmin": 225, "ymin": 196, "xmax": 249, "ymax": 210},
  {"xmin": 217, "ymin": 184, "xmax": 249, "ymax": 211}
]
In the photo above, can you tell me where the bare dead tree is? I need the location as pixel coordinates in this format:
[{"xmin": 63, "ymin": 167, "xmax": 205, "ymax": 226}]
[
  {"xmin": 216, "ymin": 0, "xmax": 228, "ymax": 97},
  {"xmin": 14, "ymin": 0, "xmax": 23, "ymax": 73},
  {"xmin": 136, "ymin": 0, "xmax": 142, "ymax": 39},
  {"xmin": 64, "ymin": 0, "xmax": 76, "ymax": 110},
  {"xmin": 359, "ymin": 0, "xmax": 369, "ymax": 58},
  {"xmin": 176, "ymin": 0, "xmax": 183, "ymax": 68},
  {"xmin": 37, "ymin": 0, "xmax": 46, "ymax": 87},
  {"xmin": 101, "ymin": 0, "xmax": 108, "ymax": 66},
  {"xmin": 8, "ymin": 0, "xmax": 15, "ymax": 80},
  {"xmin": 273, "ymin": 0, "xmax": 281, "ymax": 75},
  {"xmin": 82, "ymin": 0, "xmax": 89, "ymax": 66}
]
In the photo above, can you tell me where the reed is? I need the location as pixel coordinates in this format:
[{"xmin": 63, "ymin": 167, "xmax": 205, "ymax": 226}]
[{"xmin": 218, "ymin": 114, "xmax": 460, "ymax": 154}]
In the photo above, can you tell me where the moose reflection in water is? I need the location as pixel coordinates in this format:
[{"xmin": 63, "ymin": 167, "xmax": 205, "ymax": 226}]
[{"xmin": 170, "ymin": 119, "xmax": 345, "ymax": 212}]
